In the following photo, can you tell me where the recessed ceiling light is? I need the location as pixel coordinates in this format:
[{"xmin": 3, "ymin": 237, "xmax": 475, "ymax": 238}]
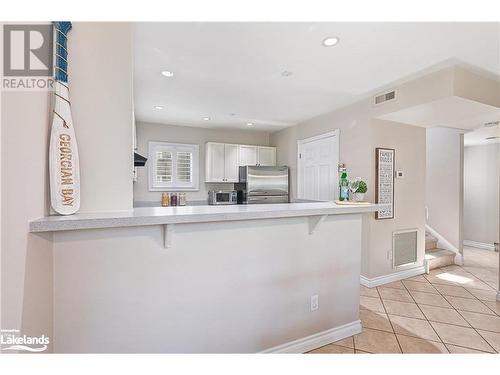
[
  {"xmin": 281, "ymin": 71, "xmax": 293, "ymax": 77},
  {"xmin": 161, "ymin": 70, "xmax": 174, "ymax": 77},
  {"xmin": 247, "ymin": 122, "xmax": 254, "ymax": 126},
  {"xmin": 322, "ymin": 36, "xmax": 340, "ymax": 47},
  {"xmin": 154, "ymin": 105, "xmax": 164, "ymax": 110},
  {"xmin": 202, "ymin": 117, "xmax": 210, "ymax": 121}
]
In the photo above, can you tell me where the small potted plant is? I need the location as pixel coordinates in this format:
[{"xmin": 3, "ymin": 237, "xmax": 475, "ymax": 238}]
[{"xmin": 355, "ymin": 180, "xmax": 367, "ymax": 201}]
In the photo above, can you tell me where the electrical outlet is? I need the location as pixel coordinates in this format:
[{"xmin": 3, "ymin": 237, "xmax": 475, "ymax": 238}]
[{"xmin": 310, "ymin": 295, "xmax": 319, "ymax": 311}]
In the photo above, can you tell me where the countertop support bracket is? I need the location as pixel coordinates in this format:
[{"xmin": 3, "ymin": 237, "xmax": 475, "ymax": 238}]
[
  {"xmin": 308, "ymin": 215, "xmax": 327, "ymax": 235},
  {"xmin": 164, "ymin": 224, "xmax": 175, "ymax": 248}
]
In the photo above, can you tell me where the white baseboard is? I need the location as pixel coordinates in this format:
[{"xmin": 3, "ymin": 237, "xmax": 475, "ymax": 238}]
[
  {"xmin": 360, "ymin": 266, "xmax": 426, "ymax": 288},
  {"xmin": 261, "ymin": 320, "xmax": 362, "ymax": 353},
  {"xmin": 463, "ymin": 240, "xmax": 495, "ymax": 251},
  {"xmin": 426, "ymin": 224, "xmax": 460, "ymax": 255},
  {"xmin": 454, "ymin": 253, "xmax": 464, "ymax": 265}
]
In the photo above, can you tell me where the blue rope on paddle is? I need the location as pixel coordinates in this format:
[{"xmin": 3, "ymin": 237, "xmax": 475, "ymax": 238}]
[{"xmin": 53, "ymin": 21, "xmax": 72, "ymax": 83}]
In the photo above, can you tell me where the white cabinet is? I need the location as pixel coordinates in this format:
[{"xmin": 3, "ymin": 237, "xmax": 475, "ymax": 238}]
[
  {"xmin": 257, "ymin": 146, "xmax": 276, "ymax": 166},
  {"xmin": 238, "ymin": 145, "xmax": 258, "ymax": 166},
  {"xmin": 224, "ymin": 144, "xmax": 240, "ymax": 182},
  {"xmin": 206, "ymin": 142, "xmax": 276, "ymax": 182},
  {"xmin": 206, "ymin": 142, "xmax": 225, "ymax": 182},
  {"xmin": 205, "ymin": 142, "xmax": 239, "ymax": 182}
]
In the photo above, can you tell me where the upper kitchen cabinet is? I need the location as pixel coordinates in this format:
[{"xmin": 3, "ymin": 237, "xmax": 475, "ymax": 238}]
[
  {"xmin": 257, "ymin": 146, "xmax": 276, "ymax": 166},
  {"xmin": 238, "ymin": 145, "xmax": 276, "ymax": 167},
  {"xmin": 238, "ymin": 145, "xmax": 258, "ymax": 166},
  {"xmin": 205, "ymin": 142, "xmax": 240, "ymax": 182},
  {"xmin": 206, "ymin": 142, "xmax": 276, "ymax": 182}
]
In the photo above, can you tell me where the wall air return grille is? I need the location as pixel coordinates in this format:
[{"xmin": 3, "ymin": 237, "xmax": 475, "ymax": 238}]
[
  {"xmin": 393, "ymin": 229, "xmax": 418, "ymax": 268},
  {"xmin": 374, "ymin": 90, "xmax": 396, "ymax": 105}
]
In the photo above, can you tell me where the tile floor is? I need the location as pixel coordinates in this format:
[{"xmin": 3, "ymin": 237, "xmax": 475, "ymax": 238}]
[{"xmin": 308, "ymin": 246, "xmax": 499, "ymax": 354}]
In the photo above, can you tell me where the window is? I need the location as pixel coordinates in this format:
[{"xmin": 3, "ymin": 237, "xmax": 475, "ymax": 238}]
[{"xmin": 148, "ymin": 141, "xmax": 199, "ymax": 191}]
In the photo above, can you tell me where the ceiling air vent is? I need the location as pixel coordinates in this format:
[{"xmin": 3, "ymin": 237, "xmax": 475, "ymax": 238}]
[
  {"xmin": 374, "ymin": 90, "xmax": 396, "ymax": 105},
  {"xmin": 484, "ymin": 121, "xmax": 499, "ymax": 128}
]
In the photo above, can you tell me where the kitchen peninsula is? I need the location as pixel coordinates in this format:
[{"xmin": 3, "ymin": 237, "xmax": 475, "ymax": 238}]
[{"xmin": 30, "ymin": 201, "xmax": 382, "ymax": 353}]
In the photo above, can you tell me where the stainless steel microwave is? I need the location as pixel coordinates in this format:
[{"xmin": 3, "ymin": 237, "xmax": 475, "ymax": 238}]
[{"xmin": 207, "ymin": 190, "xmax": 238, "ymax": 205}]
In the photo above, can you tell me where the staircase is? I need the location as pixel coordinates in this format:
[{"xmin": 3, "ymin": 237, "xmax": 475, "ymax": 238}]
[{"xmin": 425, "ymin": 232, "xmax": 456, "ymax": 270}]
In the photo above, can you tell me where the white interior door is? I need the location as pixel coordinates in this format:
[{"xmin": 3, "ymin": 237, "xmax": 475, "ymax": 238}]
[{"xmin": 297, "ymin": 130, "xmax": 339, "ymax": 201}]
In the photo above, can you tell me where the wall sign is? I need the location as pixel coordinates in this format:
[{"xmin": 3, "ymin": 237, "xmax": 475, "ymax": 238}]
[{"xmin": 375, "ymin": 148, "xmax": 395, "ymax": 219}]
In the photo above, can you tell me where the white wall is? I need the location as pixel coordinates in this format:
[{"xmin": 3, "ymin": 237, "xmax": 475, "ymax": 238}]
[
  {"xmin": 1, "ymin": 22, "xmax": 133, "ymax": 352},
  {"xmin": 53, "ymin": 215, "xmax": 362, "ymax": 353},
  {"xmin": 425, "ymin": 127, "xmax": 464, "ymax": 252},
  {"xmin": 69, "ymin": 23, "xmax": 134, "ymax": 212},
  {"xmin": 464, "ymin": 143, "xmax": 500, "ymax": 245},
  {"xmin": 134, "ymin": 122, "xmax": 270, "ymax": 203}
]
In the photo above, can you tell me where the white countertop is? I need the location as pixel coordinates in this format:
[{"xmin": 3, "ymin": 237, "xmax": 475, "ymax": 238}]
[{"xmin": 29, "ymin": 201, "xmax": 384, "ymax": 233}]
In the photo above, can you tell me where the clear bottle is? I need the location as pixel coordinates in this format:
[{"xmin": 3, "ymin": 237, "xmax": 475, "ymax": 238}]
[
  {"xmin": 339, "ymin": 168, "xmax": 349, "ymax": 201},
  {"xmin": 179, "ymin": 192, "xmax": 186, "ymax": 206}
]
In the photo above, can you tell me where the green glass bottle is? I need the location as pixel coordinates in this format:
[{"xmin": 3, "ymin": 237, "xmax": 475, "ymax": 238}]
[{"xmin": 339, "ymin": 168, "xmax": 349, "ymax": 201}]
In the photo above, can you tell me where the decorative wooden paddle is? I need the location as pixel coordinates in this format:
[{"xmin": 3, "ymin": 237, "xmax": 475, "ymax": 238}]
[{"xmin": 49, "ymin": 22, "xmax": 80, "ymax": 215}]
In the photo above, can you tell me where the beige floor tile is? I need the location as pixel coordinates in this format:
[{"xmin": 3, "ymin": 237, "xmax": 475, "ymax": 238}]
[
  {"xmin": 403, "ymin": 280, "xmax": 439, "ymax": 294},
  {"xmin": 378, "ymin": 287, "xmax": 413, "ymax": 303},
  {"xmin": 477, "ymin": 330, "xmax": 500, "ymax": 353},
  {"xmin": 355, "ymin": 349, "xmax": 372, "ymax": 354},
  {"xmin": 419, "ymin": 305, "xmax": 470, "ymax": 327},
  {"xmin": 389, "ymin": 315, "xmax": 440, "ymax": 341},
  {"xmin": 485, "ymin": 281, "xmax": 498, "ymax": 290},
  {"xmin": 430, "ymin": 322, "xmax": 495, "ymax": 352},
  {"xmin": 396, "ymin": 335, "xmax": 448, "ymax": 353},
  {"xmin": 446, "ymin": 344, "xmax": 490, "ymax": 354},
  {"xmin": 333, "ymin": 336, "xmax": 354, "ymax": 349},
  {"xmin": 308, "ymin": 344, "xmax": 355, "ymax": 354},
  {"xmin": 353, "ymin": 328, "xmax": 401, "ymax": 353},
  {"xmin": 360, "ymin": 295, "xmax": 385, "ymax": 313},
  {"xmin": 483, "ymin": 301, "xmax": 500, "ymax": 316},
  {"xmin": 382, "ymin": 300, "xmax": 425, "ymax": 319},
  {"xmin": 465, "ymin": 288, "xmax": 498, "ymax": 302},
  {"xmin": 360, "ymin": 309, "xmax": 393, "ymax": 333},
  {"xmin": 433, "ymin": 284, "xmax": 475, "ymax": 299},
  {"xmin": 424, "ymin": 274, "xmax": 458, "ymax": 286},
  {"xmin": 458, "ymin": 311, "xmax": 500, "ymax": 333},
  {"xmin": 409, "ymin": 290, "xmax": 453, "ymax": 308},
  {"xmin": 444, "ymin": 296, "xmax": 495, "ymax": 315},
  {"xmin": 405, "ymin": 275, "xmax": 428, "ymax": 283},
  {"xmin": 441, "ymin": 265, "xmax": 464, "ymax": 272},
  {"xmin": 360, "ymin": 285, "xmax": 379, "ymax": 298},
  {"xmin": 382, "ymin": 280, "xmax": 406, "ymax": 290}
]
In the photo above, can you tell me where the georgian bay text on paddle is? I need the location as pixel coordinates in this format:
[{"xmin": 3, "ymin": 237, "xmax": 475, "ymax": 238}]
[{"xmin": 59, "ymin": 134, "xmax": 75, "ymax": 206}]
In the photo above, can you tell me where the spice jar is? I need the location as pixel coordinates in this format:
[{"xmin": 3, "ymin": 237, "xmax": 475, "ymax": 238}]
[{"xmin": 161, "ymin": 192, "xmax": 169, "ymax": 207}]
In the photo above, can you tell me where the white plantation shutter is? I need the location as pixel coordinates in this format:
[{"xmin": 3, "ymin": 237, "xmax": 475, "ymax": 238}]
[
  {"xmin": 176, "ymin": 151, "xmax": 192, "ymax": 183},
  {"xmin": 148, "ymin": 142, "xmax": 199, "ymax": 191},
  {"xmin": 156, "ymin": 151, "xmax": 173, "ymax": 182}
]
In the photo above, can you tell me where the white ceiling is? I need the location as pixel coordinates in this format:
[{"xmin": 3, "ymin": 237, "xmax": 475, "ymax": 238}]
[
  {"xmin": 133, "ymin": 22, "xmax": 500, "ymax": 132},
  {"xmin": 464, "ymin": 124, "xmax": 500, "ymax": 146},
  {"xmin": 378, "ymin": 96, "xmax": 500, "ymax": 130}
]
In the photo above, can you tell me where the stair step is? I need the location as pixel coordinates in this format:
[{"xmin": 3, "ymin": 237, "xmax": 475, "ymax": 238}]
[
  {"xmin": 425, "ymin": 248, "xmax": 455, "ymax": 270},
  {"xmin": 425, "ymin": 238, "xmax": 438, "ymax": 251}
]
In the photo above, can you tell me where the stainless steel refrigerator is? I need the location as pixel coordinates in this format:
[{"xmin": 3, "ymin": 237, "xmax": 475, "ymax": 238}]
[{"xmin": 235, "ymin": 166, "xmax": 289, "ymax": 204}]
